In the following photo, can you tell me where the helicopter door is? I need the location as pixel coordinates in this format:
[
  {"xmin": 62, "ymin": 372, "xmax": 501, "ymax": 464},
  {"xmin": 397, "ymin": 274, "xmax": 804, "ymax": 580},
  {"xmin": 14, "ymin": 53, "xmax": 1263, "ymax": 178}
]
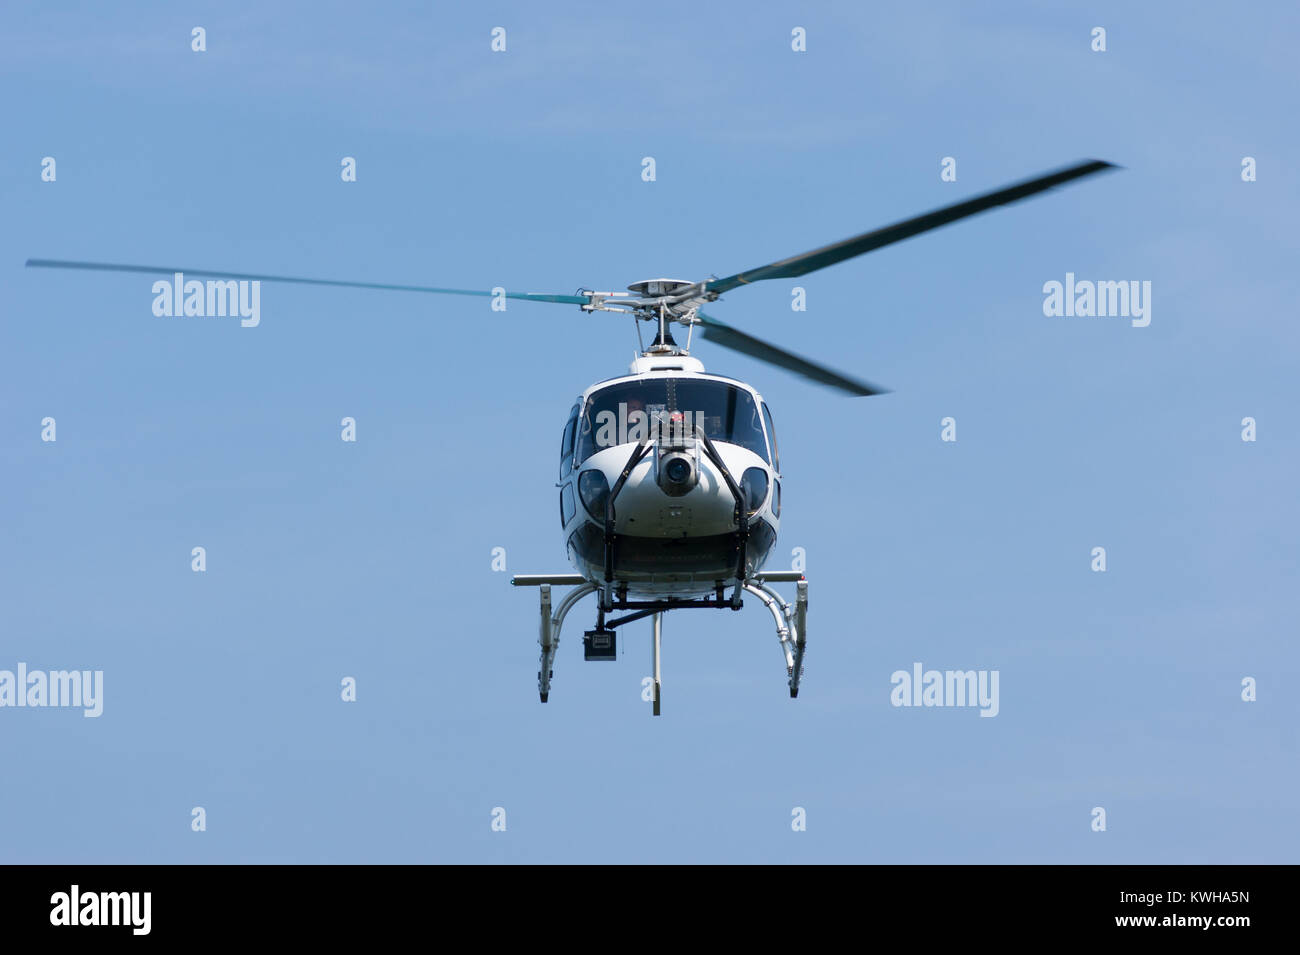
[
  {"xmin": 761, "ymin": 402, "xmax": 779, "ymax": 472},
  {"xmin": 560, "ymin": 404, "xmax": 579, "ymax": 479}
]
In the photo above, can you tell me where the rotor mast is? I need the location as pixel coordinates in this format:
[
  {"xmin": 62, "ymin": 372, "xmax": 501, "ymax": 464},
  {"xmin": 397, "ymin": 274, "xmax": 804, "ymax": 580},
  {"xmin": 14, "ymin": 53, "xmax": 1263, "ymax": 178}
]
[{"xmin": 584, "ymin": 278, "xmax": 704, "ymax": 355}]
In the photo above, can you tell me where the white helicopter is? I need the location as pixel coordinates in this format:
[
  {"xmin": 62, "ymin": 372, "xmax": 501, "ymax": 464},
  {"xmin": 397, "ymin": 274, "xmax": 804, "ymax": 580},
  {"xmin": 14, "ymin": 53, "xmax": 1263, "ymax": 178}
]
[{"xmin": 27, "ymin": 159, "xmax": 1114, "ymax": 715}]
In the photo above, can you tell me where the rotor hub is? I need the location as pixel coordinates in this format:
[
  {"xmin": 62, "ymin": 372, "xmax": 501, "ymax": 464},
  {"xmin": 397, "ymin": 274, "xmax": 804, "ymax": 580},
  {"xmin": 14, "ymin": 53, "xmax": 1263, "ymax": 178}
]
[{"xmin": 627, "ymin": 278, "xmax": 695, "ymax": 298}]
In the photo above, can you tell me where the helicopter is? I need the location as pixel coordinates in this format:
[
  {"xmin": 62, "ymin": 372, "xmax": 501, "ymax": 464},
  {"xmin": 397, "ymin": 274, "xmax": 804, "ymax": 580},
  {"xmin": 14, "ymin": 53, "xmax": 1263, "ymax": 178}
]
[{"xmin": 27, "ymin": 158, "xmax": 1115, "ymax": 716}]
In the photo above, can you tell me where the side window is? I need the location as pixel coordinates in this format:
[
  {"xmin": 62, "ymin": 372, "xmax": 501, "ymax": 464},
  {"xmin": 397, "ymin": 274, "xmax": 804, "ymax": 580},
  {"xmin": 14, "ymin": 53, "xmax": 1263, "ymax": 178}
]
[
  {"xmin": 560, "ymin": 485, "xmax": 575, "ymax": 527},
  {"xmin": 761, "ymin": 403, "xmax": 780, "ymax": 471},
  {"xmin": 560, "ymin": 404, "xmax": 579, "ymax": 478}
]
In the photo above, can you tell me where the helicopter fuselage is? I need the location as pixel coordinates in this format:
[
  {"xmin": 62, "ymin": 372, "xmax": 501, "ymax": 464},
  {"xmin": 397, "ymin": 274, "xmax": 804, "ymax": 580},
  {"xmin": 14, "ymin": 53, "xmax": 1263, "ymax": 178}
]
[{"xmin": 558, "ymin": 355, "xmax": 780, "ymax": 598}]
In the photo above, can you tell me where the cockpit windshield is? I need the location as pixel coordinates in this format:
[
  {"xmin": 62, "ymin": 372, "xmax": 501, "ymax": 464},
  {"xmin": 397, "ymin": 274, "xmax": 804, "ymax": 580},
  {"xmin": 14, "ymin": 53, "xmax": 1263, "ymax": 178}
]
[{"xmin": 576, "ymin": 378, "xmax": 769, "ymax": 463}]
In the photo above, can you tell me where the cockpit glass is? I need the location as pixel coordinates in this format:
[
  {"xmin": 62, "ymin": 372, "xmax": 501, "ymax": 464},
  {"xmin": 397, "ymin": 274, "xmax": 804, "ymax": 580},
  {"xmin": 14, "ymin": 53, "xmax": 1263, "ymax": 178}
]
[{"xmin": 576, "ymin": 378, "xmax": 769, "ymax": 463}]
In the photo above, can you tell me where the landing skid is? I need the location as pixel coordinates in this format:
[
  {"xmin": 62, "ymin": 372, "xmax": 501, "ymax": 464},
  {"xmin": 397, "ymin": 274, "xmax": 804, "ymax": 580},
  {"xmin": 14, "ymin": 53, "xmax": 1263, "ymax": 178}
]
[{"xmin": 511, "ymin": 571, "xmax": 807, "ymax": 715}]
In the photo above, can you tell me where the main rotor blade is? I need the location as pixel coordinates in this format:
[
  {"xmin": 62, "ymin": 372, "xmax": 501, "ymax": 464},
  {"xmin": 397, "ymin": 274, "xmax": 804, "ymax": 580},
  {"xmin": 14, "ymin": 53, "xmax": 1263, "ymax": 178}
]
[
  {"xmin": 23, "ymin": 259, "xmax": 590, "ymax": 305},
  {"xmin": 695, "ymin": 311, "xmax": 887, "ymax": 397},
  {"xmin": 704, "ymin": 159, "xmax": 1116, "ymax": 295}
]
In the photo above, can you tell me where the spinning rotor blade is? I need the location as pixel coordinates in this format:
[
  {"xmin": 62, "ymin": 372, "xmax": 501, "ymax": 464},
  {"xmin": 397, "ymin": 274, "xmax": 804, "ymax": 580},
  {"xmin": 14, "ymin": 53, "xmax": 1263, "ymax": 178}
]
[
  {"xmin": 23, "ymin": 259, "xmax": 590, "ymax": 305},
  {"xmin": 704, "ymin": 159, "xmax": 1116, "ymax": 295},
  {"xmin": 695, "ymin": 311, "xmax": 887, "ymax": 397}
]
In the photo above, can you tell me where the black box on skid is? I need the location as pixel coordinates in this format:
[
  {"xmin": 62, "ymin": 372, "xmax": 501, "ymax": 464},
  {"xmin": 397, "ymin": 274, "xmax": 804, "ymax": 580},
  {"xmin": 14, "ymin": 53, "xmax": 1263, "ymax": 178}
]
[{"xmin": 583, "ymin": 629, "xmax": 617, "ymax": 661}]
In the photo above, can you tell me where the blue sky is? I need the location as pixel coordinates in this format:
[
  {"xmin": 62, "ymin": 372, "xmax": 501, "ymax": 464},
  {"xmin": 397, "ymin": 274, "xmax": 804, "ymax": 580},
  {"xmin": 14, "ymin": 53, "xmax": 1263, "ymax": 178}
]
[{"xmin": 1, "ymin": 1, "xmax": 1296, "ymax": 863}]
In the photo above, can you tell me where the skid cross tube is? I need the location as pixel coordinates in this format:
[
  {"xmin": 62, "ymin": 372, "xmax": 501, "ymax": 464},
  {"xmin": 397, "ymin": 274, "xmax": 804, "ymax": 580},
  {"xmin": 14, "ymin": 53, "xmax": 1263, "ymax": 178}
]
[
  {"xmin": 743, "ymin": 578, "xmax": 808, "ymax": 698},
  {"xmin": 534, "ymin": 581, "xmax": 597, "ymax": 702},
  {"xmin": 537, "ymin": 584, "xmax": 553, "ymax": 701},
  {"xmin": 792, "ymin": 580, "xmax": 808, "ymax": 696},
  {"xmin": 611, "ymin": 598, "xmax": 734, "ymax": 610}
]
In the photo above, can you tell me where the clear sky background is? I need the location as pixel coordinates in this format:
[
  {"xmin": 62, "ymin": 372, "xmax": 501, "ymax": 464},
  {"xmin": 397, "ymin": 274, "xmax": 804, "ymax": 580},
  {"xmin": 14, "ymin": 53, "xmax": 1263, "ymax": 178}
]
[{"xmin": 2, "ymin": 1, "xmax": 1296, "ymax": 863}]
